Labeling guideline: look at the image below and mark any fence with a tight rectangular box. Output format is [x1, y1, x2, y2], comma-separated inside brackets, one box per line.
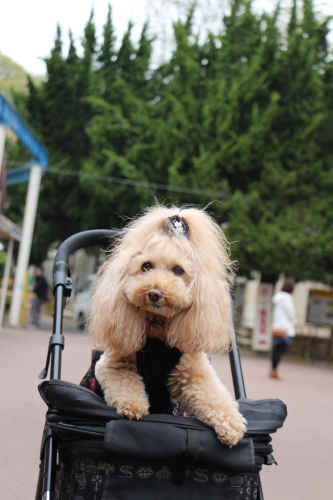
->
[286, 335, 333, 363]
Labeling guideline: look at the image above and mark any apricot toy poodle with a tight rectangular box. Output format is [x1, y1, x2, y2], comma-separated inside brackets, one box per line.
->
[89, 205, 247, 448]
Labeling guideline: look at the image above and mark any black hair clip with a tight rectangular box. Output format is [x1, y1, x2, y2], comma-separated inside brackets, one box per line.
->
[165, 215, 189, 238]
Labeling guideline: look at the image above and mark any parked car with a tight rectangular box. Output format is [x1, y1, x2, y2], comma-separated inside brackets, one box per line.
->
[72, 274, 97, 330]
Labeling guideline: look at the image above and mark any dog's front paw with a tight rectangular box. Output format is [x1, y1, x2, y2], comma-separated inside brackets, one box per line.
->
[116, 400, 149, 420]
[216, 413, 247, 448]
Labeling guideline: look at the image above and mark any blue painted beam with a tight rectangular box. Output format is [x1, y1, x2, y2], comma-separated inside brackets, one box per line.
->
[0, 93, 48, 167]
[6, 165, 47, 186]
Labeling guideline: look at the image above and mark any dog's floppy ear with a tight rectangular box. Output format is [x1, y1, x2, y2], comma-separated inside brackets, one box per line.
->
[166, 207, 235, 353]
[88, 247, 145, 356]
[168, 268, 234, 353]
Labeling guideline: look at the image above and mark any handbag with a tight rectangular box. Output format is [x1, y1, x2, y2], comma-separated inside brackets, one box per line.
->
[271, 327, 287, 339]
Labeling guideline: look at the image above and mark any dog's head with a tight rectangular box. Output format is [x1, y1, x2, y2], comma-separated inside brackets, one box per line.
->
[89, 206, 234, 355]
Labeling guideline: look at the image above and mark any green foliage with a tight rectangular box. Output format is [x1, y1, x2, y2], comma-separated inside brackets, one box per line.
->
[4, 0, 333, 283]
[222, 0, 333, 283]
[0, 250, 7, 278]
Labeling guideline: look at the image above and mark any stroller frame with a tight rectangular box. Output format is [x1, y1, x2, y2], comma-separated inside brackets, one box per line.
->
[35, 229, 264, 500]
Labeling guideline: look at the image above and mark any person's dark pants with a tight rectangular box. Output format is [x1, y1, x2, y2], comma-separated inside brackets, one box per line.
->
[31, 297, 43, 326]
[271, 342, 287, 370]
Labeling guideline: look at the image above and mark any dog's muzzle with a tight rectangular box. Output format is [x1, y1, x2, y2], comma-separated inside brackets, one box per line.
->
[148, 288, 163, 304]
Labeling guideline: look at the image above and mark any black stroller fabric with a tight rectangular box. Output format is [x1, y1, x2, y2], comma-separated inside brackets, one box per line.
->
[39, 380, 287, 500]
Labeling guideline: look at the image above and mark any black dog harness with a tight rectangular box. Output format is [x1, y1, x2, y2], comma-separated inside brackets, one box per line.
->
[136, 338, 182, 414]
[81, 339, 182, 415]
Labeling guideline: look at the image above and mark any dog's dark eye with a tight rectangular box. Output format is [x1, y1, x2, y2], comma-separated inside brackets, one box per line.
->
[142, 262, 153, 272]
[172, 266, 184, 276]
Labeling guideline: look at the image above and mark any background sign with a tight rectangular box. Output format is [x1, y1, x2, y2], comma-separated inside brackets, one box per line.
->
[253, 283, 273, 351]
[307, 289, 333, 327]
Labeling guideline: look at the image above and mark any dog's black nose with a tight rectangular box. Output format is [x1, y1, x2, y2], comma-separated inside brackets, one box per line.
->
[148, 289, 163, 303]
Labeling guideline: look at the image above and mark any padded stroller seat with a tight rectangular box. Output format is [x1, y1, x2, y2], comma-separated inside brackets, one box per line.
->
[39, 380, 287, 500]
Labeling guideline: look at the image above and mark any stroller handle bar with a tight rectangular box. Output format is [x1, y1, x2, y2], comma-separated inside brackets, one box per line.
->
[39, 230, 119, 381]
[54, 229, 119, 268]
[53, 229, 119, 299]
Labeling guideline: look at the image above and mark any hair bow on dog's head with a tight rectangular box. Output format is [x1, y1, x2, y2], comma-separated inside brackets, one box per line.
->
[165, 215, 189, 238]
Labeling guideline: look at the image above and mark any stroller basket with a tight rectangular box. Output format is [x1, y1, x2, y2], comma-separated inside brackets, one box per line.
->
[35, 230, 287, 500]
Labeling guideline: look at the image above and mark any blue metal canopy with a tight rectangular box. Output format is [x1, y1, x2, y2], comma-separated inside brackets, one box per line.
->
[0, 93, 48, 168]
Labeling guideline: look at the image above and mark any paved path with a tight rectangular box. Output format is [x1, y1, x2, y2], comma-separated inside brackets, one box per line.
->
[0, 318, 332, 499]
[211, 352, 333, 500]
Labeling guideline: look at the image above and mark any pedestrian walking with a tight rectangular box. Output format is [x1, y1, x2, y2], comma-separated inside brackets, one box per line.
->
[270, 278, 296, 380]
[28, 266, 49, 328]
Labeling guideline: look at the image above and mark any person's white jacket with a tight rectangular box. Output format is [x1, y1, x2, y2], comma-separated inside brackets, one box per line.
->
[272, 291, 296, 337]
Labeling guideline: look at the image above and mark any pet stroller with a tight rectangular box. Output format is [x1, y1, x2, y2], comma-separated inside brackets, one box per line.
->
[35, 229, 287, 500]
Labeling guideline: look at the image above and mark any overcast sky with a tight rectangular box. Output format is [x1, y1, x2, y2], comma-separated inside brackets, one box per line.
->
[0, 0, 332, 75]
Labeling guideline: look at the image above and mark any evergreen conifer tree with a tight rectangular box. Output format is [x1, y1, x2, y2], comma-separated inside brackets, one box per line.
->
[4, 1, 333, 282]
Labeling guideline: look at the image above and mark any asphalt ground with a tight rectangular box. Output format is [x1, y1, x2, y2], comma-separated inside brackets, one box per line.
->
[0, 315, 332, 499]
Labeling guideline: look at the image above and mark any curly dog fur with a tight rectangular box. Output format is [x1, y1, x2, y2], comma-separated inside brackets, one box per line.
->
[89, 205, 247, 447]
